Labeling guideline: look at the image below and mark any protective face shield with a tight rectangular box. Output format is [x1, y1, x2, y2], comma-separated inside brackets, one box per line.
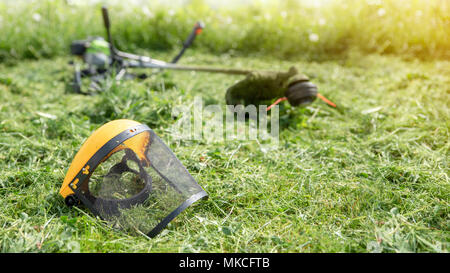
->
[59, 119, 208, 237]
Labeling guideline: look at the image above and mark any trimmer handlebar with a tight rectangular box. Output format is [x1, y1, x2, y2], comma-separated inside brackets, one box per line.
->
[184, 21, 204, 48]
[101, 6, 118, 62]
[101, 6, 110, 29]
[171, 21, 205, 63]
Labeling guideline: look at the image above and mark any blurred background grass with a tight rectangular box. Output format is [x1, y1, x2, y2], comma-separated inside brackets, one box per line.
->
[0, 0, 449, 63]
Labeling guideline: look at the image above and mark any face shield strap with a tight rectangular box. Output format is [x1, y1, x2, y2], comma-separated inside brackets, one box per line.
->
[70, 124, 151, 216]
[83, 150, 152, 216]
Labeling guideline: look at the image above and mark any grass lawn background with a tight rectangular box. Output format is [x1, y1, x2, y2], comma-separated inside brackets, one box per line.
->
[0, 0, 449, 252]
[1, 51, 448, 252]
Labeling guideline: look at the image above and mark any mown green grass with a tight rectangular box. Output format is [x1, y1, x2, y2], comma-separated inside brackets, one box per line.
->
[1, 0, 449, 63]
[0, 50, 448, 252]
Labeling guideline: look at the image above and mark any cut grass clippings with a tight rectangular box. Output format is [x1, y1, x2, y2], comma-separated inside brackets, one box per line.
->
[0, 50, 448, 252]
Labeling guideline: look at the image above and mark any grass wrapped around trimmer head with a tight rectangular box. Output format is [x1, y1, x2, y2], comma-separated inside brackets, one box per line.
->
[225, 66, 312, 107]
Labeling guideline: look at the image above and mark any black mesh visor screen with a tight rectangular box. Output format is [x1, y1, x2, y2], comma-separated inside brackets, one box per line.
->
[78, 130, 207, 237]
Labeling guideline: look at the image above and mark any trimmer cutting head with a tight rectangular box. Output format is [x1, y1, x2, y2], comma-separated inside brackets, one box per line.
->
[60, 119, 208, 237]
[285, 81, 318, 107]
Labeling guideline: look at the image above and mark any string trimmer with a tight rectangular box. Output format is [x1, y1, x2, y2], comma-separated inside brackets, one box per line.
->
[69, 6, 336, 109]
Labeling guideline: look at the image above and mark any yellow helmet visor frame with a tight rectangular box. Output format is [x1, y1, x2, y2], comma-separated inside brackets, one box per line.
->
[60, 120, 207, 238]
